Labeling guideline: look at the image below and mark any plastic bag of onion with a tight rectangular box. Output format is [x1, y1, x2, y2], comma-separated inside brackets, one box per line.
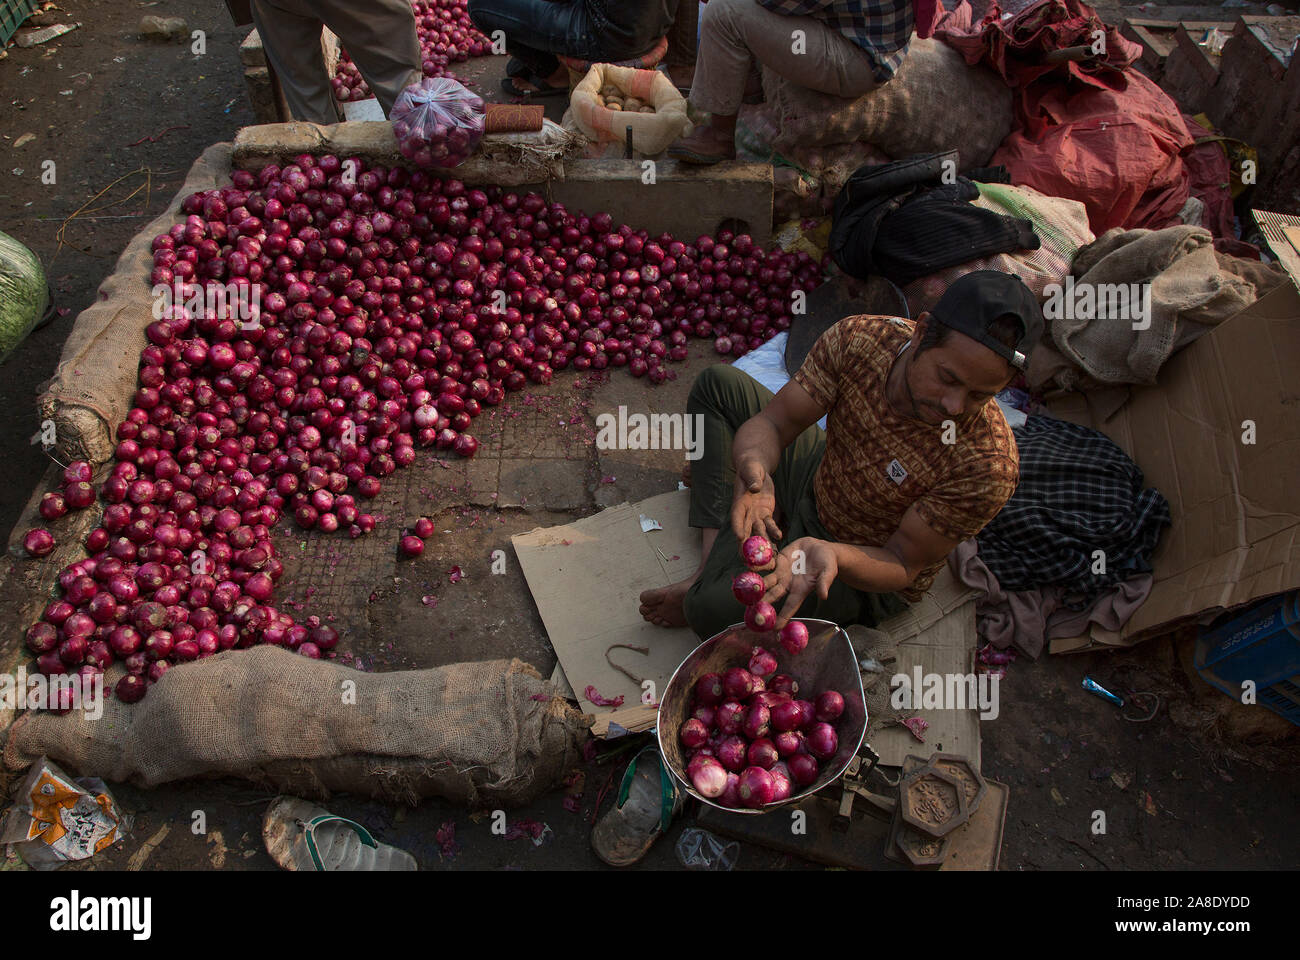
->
[5, 649, 589, 807]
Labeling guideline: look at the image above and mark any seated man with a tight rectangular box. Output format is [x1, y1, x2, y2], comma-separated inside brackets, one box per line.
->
[669, 0, 914, 163]
[468, 0, 680, 97]
[639, 271, 1041, 640]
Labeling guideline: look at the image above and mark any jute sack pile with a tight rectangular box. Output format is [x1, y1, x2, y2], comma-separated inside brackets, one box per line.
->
[4, 648, 590, 807]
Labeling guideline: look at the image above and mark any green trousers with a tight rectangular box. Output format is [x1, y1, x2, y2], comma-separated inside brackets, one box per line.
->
[681, 365, 909, 641]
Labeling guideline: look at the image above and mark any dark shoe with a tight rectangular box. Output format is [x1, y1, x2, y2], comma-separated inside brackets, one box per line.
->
[667, 128, 737, 165]
[500, 74, 568, 99]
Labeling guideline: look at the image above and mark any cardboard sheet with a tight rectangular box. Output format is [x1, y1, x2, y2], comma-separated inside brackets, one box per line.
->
[1046, 281, 1300, 649]
[870, 589, 983, 768]
[513, 490, 702, 722]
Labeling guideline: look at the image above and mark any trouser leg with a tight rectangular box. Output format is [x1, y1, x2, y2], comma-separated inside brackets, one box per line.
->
[250, 0, 337, 124]
[317, 0, 423, 117]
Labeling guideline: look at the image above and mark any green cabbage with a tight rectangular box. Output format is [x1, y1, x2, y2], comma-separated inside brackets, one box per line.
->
[0, 229, 49, 364]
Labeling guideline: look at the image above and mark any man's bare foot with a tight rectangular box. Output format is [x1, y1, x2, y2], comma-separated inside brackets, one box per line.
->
[639, 574, 698, 628]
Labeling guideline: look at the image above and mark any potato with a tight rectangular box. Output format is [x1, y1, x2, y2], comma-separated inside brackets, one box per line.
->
[623, 98, 642, 111]
[639, 105, 655, 113]
[600, 83, 620, 98]
[606, 101, 623, 111]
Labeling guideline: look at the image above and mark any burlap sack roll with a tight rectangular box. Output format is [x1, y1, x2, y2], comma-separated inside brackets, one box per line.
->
[4, 648, 590, 807]
[37, 143, 237, 467]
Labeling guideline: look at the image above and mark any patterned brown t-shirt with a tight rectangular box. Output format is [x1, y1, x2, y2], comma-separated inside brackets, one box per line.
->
[793, 315, 1019, 601]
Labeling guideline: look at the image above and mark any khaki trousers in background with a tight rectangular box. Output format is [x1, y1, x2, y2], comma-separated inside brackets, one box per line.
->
[251, 0, 422, 122]
[689, 0, 877, 117]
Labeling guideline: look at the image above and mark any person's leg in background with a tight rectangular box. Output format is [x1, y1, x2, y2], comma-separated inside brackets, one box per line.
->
[669, 0, 877, 163]
[250, 0, 338, 124]
[317, 0, 423, 118]
[468, 0, 597, 92]
[665, 0, 700, 90]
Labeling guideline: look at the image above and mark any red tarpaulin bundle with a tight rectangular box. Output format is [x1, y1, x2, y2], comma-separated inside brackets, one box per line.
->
[934, 0, 1198, 235]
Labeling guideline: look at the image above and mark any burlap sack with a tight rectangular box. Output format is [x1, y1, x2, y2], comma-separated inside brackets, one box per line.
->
[4, 648, 590, 808]
[1047, 225, 1257, 388]
[568, 64, 690, 156]
[763, 37, 1013, 168]
[37, 143, 236, 468]
[903, 183, 1095, 314]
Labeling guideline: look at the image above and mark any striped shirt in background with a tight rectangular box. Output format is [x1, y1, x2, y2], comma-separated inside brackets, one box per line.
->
[757, 0, 915, 83]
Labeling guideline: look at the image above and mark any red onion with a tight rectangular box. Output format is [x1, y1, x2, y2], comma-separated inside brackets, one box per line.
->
[741, 536, 774, 569]
[770, 699, 806, 733]
[115, 674, 148, 703]
[744, 601, 777, 633]
[716, 735, 748, 773]
[788, 752, 819, 786]
[769, 761, 793, 801]
[63, 460, 92, 484]
[793, 700, 817, 729]
[766, 676, 796, 699]
[722, 667, 755, 700]
[691, 704, 716, 728]
[23, 528, 55, 557]
[688, 755, 728, 798]
[737, 766, 775, 808]
[747, 646, 778, 678]
[694, 672, 724, 707]
[746, 738, 779, 770]
[719, 771, 742, 807]
[779, 620, 809, 655]
[26, 622, 59, 654]
[399, 534, 424, 558]
[807, 722, 838, 760]
[65, 481, 96, 510]
[815, 690, 845, 723]
[715, 700, 745, 735]
[742, 703, 771, 741]
[679, 717, 709, 748]
[731, 571, 765, 605]
[39, 492, 68, 521]
[773, 730, 804, 758]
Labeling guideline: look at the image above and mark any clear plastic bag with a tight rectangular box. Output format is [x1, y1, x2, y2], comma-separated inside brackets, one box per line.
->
[675, 827, 739, 871]
[391, 77, 486, 169]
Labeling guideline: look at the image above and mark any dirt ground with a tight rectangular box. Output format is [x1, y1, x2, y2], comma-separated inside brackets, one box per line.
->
[0, 0, 1297, 873]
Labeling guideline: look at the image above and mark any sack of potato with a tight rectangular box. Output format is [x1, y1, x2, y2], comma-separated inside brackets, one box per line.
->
[568, 64, 690, 156]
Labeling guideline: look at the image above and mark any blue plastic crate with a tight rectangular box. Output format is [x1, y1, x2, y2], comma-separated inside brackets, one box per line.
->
[1, 0, 39, 47]
[1195, 591, 1300, 726]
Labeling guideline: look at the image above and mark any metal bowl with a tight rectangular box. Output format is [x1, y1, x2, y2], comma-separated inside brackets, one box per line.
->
[657, 618, 866, 814]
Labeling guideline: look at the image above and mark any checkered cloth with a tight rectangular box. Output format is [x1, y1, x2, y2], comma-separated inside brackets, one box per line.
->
[757, 0, 914, 82]
[974, 415, 1171, 597]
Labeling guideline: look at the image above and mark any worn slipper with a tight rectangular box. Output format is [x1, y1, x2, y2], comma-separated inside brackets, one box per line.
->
[591, 745, 683, 867]
[500, 74, 568, 99]
[505, 57, 531, 80]
[263, 797, 417, 871]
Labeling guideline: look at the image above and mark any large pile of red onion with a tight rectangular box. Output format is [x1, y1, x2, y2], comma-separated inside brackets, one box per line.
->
[22, 153, 822, 707]
[332, 0, 491, 104]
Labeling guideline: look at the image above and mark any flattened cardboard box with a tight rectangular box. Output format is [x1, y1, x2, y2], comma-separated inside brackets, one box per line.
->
[1046, 281, 1300, 649]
